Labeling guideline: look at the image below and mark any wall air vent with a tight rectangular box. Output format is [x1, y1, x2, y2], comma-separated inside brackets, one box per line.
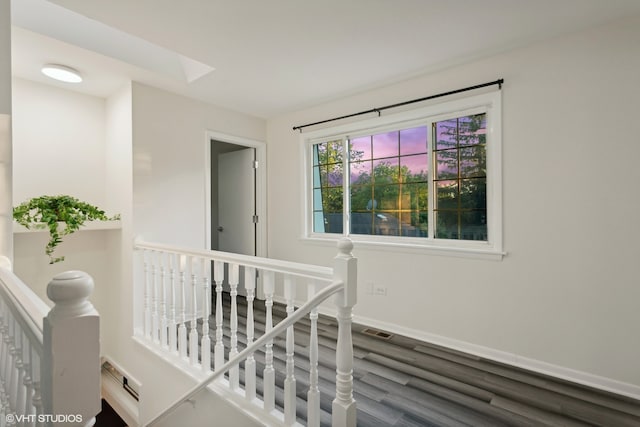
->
[362, 328, 393, 340]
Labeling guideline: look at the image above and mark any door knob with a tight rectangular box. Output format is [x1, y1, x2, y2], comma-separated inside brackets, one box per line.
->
[217, 226, 224, 232]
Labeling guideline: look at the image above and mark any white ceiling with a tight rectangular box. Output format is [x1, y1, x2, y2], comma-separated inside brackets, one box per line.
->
[10, 0, 640, 118]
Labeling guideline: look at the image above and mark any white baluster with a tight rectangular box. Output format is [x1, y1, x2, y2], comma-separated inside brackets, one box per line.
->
[169, 253, 178, 354]
[143, 249, 152, 339]
[3, 318, 13, 407]
[189, 257, 199, 367]
[244, 267, 256, 402]
[201, 259, 211, 372]
[213, 261, 225, 371]
[14, 331, 26, 419]
[31, 351, 42, 427]
[307, 281, 320, 427]
[0, 304, 7, 393]
[262, 270, 275, 412]
[160, 252, 168, 349]
[151, 251, 160, 344]
[332, 239, 357, 427]
[22, 340, 35, 425]
[0, 303, 8, 417]
[228, 263, 239, 390]
[8, 317, 18, 411]
[284, 275, 296, 425]
[178, 255, 188, 359]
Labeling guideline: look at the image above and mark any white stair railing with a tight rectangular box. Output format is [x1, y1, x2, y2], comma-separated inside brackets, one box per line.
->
[134, 238, 357, 427]
[0, 257, 101, 427]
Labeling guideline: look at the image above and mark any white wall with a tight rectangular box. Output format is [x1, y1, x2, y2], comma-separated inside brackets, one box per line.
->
[266, 15, 640, 394]
[131, 82, 265, 247]
[103, 83, 133, 359]
[0, 1, 12, 261]
[12, 78, 107, 207]
[106, 82, 266, 423]
[11, 78, 120, 359]
[0, 1, 10, 115]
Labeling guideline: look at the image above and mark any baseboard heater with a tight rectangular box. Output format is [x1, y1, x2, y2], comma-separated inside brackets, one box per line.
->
[101, 357, 141, 426]
[102, 360, 140, 401]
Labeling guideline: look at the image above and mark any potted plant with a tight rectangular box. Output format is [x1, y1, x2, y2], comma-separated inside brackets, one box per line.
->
[13, 195, 120, 264]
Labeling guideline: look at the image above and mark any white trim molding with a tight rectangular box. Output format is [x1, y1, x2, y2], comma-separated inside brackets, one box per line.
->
[204, 130, 267, 258]
[350, 311, 640, 401]
[299, 91, 503, 260]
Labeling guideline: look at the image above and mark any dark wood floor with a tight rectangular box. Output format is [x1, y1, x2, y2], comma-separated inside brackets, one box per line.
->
[205, 295, 640, 427]
[95, 399, 127, 427]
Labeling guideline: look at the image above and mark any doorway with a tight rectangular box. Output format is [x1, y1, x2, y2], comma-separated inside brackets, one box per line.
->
[206, 132, 267, 294]
[211, 141, 256, 255]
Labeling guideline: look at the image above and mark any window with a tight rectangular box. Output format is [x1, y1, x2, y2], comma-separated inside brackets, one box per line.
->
[305, 91, 502, 257]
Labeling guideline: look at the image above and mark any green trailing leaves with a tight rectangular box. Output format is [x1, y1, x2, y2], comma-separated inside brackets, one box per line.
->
[13, 195, 120, 264]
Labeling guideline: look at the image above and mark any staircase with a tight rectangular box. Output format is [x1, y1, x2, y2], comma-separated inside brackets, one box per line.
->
[211, 295, 640, 427]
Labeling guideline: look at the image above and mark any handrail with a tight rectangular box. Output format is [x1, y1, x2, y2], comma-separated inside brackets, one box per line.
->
[145, 279, 345, 426]
[135, 239, 334, 282]
[0, 258, 49, 340]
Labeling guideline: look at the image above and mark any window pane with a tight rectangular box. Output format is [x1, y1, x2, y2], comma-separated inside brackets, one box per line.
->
[374, 184, 399, 210]
[323, 212, 343, 234]
[321, 187, 343, 212]
[402, 183, 428, 210]
[313, 166, 321, 187]
[435, 210, 458, 239]
[350, 212, 374, 235]
[315, 139, 343, 166]
[319, 165, 328, 186]
[327, 162, 343, 186]
[400, 127, 428, 155]
[400, 211, 428, 237]
[313, 211, 325, 233]
[316, 142, 328, 164]
[350, 160, 371, 185]
[460, 178, 486, 210]
[328, 140, 342, 159]
[350, 136, 371, 161]
[350, 184, 373, 212]
[460, 211, 487, 241]
[400, 154, 428, 182]
[460, 146, 485, 178]
[458, 114, 486, 146]
[374, 212, 400, 236]
[373, 158, 399, 184]
[435, 150, 458, 179]
[372, 131, 398, 159]
[313, 188, 323, 211]
[435, 119, 458, 150]
[436, 180, 458, 209]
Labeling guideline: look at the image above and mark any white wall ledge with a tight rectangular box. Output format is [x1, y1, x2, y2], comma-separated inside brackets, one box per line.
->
[13, 220, 121, 233]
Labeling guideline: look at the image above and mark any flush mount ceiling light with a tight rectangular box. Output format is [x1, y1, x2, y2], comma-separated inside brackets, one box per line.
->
[41, 64, 83, 83]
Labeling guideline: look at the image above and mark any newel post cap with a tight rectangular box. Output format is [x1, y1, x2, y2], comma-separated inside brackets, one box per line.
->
[47, 270, 96, 318]
[337, 238, 354, 257]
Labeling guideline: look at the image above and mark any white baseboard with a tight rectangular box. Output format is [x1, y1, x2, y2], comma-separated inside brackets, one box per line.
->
[307, 303, 640, 401]
[134, 293, 640, 406]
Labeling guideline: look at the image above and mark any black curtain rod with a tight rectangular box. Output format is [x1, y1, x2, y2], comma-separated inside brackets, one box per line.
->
[292, 78, 504, 132]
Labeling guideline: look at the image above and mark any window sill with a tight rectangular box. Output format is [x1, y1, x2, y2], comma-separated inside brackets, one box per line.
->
[301, 234, 505, 260]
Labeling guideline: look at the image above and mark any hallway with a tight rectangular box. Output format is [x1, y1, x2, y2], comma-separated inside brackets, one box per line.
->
[205, 294, 640, 426]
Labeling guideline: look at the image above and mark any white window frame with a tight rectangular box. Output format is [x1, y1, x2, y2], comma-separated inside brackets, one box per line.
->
[300, 91, 503, 260]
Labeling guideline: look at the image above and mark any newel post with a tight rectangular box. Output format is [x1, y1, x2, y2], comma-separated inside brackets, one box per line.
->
[332, 238, 357, 427]
[42, 271, 100, 427]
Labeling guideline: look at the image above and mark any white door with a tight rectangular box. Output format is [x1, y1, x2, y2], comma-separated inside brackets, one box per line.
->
[218, 148, 256, 256]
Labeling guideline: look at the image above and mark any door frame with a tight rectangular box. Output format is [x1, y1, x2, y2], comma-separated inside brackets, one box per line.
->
[205, 130, 267, 258]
